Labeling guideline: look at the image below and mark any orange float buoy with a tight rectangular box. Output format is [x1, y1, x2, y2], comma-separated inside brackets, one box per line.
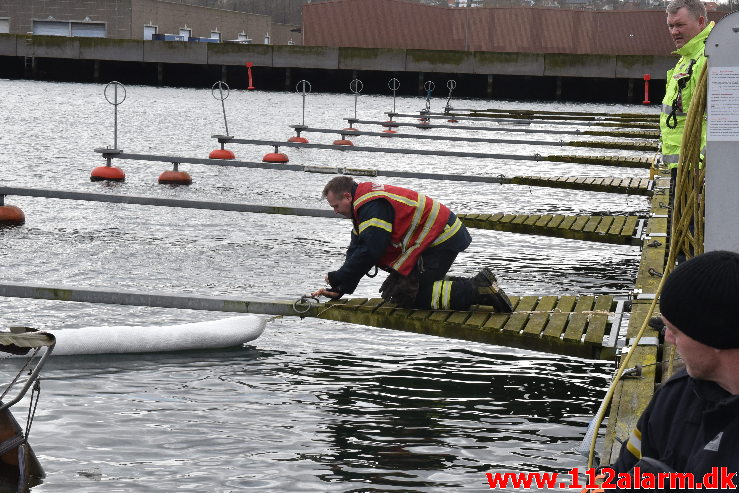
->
[90, 166, 125, 182]
[263, 152, 289, 163]
[209, 148, 235, 160]
[333, 139, 354, 146]
[342, 127, 359, 133]
[381, 129, 397, 135]
[159, 170, 192, 185]
[288, 136, 309, 143]
[0, 205, 25, 227]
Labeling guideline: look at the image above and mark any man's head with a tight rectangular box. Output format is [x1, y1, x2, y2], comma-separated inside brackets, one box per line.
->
[660, 251, 739, 384]
[322, 176, 357, 218]
[666, 0, 707, 49]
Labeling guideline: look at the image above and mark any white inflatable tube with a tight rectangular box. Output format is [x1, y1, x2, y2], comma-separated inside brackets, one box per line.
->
[40, 315, 266, 356]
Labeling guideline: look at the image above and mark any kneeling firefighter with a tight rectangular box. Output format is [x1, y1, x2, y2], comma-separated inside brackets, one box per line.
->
[311, 176, 513, 312]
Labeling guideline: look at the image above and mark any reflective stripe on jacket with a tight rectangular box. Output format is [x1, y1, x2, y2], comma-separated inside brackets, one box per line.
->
[660, 22, 714, 168]
[353, 182, 450, 276]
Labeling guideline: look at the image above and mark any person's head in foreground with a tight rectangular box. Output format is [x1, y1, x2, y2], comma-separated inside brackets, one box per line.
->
[660, 250, 739, 394]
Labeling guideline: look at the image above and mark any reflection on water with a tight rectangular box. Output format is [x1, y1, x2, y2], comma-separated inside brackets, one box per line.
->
[0, 79, 651, 491]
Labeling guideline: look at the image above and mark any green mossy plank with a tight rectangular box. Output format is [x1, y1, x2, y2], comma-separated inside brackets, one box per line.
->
[548, 215, 565, 228]
[621, 215, 639, 236]
[582, 215, 601, 233]
[562, 296, 595, 341]
[570, 215, 590, 232]
[464, 310, 491, 328]
[536, 214, 554, 227]
[596, 216, 615, 234]
[523, 296, 559, 336]
[608, 216, 627, 235]
[558, 216, 577, 230]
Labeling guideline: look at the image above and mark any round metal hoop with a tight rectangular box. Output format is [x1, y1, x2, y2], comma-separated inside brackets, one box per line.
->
[211, 81, 231, 101]
[388, 78, 400, 91]
[349, 78, 364, 94]
[447, 80, 457, 91]
[293, 295, 319, 314]
[424, 81, 436, 92]
[296, 80, 312, 96]
[104, 81, 127, 106]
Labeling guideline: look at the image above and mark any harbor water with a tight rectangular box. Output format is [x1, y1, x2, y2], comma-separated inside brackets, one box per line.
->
[0, 79, 655, 492]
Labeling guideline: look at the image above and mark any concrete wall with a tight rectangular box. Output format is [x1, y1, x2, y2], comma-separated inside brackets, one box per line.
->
[0, 33, 675, 80]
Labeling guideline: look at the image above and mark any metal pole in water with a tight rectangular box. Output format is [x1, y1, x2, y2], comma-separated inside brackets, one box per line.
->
[388, 78, 400, 114]
[212, 81, 231, 137]
[350, 78, 363, 120]
[104, 81, 126, 150]
[423, 81, 435, 114]
[445, 79, 456, 113]
[297, 80, 311, 126]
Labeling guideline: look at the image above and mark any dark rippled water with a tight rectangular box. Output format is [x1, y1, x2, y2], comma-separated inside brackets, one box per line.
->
[0, 79, 655, 491]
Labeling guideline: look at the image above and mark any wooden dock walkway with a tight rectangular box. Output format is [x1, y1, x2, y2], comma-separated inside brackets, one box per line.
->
[215, 137, 653, 169]
[600, 169, 672, 464]
[0, 282, 624, 360]
[387, 113, 659, 130]
[345, 119, 660, 139]
[458, 213, 644, 245]
[431, 108, 660, 122]
[0, 186, 647, 245]
[288, 126, 658, 152]
[92, 150, 653, 195]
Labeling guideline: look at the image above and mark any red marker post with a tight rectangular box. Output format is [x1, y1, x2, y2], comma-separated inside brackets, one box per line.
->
[246, 62, 256, 90]
[642, 74, 651, 105]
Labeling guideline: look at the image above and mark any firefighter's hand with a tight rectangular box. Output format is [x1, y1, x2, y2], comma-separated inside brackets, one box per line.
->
[311, 288, 342, 299]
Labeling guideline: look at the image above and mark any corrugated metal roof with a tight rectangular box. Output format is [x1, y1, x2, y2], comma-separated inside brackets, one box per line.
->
[303, 0, 727, 55]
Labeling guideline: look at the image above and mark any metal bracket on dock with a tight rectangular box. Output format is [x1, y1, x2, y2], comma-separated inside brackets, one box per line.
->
[603, 299, 628, 349]
[633, 218, 647, 242]
[212, 134, 233, 144]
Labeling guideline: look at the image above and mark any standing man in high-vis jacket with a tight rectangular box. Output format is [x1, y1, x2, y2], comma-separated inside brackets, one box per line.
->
[661, 0, 714, 169]
[311, 176, 513, 313]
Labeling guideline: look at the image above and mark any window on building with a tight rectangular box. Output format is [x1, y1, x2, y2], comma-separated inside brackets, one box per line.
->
[0, 18, 9, 34]
[210, 30, 221, 42]
[179, 27, 191, 40]
[32, 20, 71, 36]
[71, 22, 106, 38]
[144, 25, 157, 40]
[263, 32, 270, 45]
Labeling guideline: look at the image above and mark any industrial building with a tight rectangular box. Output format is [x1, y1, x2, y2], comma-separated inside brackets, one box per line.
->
[0, 0, 301, 45]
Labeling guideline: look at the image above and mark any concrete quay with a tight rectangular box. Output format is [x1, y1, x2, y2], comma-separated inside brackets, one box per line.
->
[0, 34, 674, 101]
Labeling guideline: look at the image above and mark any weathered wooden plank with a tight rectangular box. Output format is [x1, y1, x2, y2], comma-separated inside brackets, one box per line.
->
[562, 296, 595, 341]
[535, 214, 554, 227]
[558, 216, 577, 230]
[547, 215, 565, 228]
[608, 215, 627, 235]
[464, 310, 491, 328]
[621, 215, 639, 237]
[522, 296, 559, 336]
[542, 295, 577, 338]
[582, 215, 601, 233]
[503, 296, 539, 332]
[596, 216, 615, 235]
[524, 215, 541, 226]
[570, 215, 590, 232]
